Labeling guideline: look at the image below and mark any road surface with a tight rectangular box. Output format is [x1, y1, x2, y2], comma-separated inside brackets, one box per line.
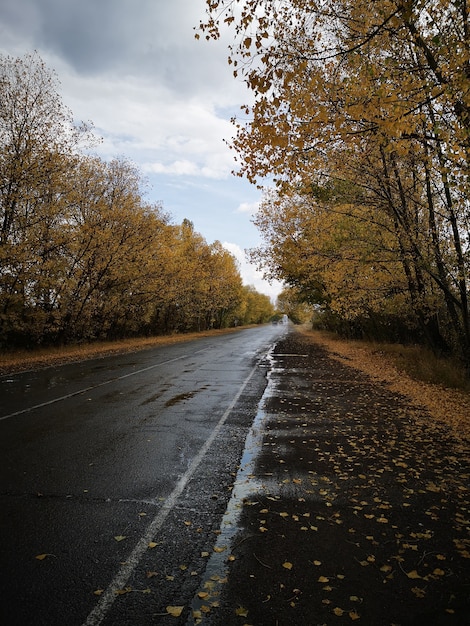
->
[0, 324, 287, 626]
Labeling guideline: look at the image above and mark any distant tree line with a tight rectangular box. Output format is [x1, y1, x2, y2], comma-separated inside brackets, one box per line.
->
[0, 53, 274, 348]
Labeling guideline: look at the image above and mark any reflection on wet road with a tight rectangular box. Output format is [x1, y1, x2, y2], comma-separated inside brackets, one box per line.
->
[187, 348, 275, 622]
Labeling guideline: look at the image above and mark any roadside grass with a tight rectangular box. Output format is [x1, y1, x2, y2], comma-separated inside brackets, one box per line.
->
[303, 328, 470, 436]
[371, 342, 470, 393]
[305, 325, 470, 393]
[0, 327, 248, 375]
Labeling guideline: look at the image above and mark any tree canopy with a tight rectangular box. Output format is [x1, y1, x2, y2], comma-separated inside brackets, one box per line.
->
[200, 0, 470, 364]
[0, 52, 274, 347]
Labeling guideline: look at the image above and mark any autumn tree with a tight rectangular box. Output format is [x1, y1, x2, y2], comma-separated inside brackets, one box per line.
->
[235, 285, 274, 325]
[54, 157, 172, 341]
[200, 0, 470, 362]
[0, 53, 178, 346]
[276, 287, 314, 325]
[0, 52, 269, 347]
[252, 186, 429, 341]
[200, 240, 245, 329]
[150, 220, 245, 333]
[0, 52, 94, 344]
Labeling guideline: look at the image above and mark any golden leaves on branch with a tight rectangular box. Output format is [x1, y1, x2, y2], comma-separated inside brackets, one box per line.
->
[208, 0, 470, 361]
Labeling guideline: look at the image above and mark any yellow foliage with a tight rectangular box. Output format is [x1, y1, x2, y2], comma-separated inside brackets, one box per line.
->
[202, 0, 470, 359]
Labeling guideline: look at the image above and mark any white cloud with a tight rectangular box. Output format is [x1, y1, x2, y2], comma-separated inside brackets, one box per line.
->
[236, 201, 260, 215]
[49, 65, 240, 182]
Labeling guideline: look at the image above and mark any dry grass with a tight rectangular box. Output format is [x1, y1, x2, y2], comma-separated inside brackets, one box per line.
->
[0, 327, 246, 375]
[302, 328, 470, 439]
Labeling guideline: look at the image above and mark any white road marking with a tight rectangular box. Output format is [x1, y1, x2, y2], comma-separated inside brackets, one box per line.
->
[81, 361, 260, 626]
[0, 351, 206, 422]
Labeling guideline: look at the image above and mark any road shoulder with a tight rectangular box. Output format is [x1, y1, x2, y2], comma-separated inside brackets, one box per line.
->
[203, 329, 470, 625]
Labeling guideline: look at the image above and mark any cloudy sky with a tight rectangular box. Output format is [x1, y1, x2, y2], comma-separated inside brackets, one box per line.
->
[0, 0, 282, 300]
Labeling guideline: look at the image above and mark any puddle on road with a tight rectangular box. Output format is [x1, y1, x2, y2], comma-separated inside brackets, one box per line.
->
[165, 391, 198, 407]
[186, 351, 281, 624]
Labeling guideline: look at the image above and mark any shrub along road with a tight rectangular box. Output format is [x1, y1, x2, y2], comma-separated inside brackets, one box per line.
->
[198, 330, 470, 625]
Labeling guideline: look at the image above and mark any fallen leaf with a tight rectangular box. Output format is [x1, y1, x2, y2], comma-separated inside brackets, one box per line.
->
[148, 542, 157, 549]
[407, 570, 421, 579]
[114, 535, 126, 542]
[93, 589, 104, 596]
[318, 576, 329, 583]
[115, 587, 132, 595]
[411, 587, 426, 598]
[166, 606, 184, 617]
[283, 561, 293, 570]
[333, 607, 344, 616]
[349, 610, 360, 620]
[235, 606, 248, 617]
[35, 554, 48, 561]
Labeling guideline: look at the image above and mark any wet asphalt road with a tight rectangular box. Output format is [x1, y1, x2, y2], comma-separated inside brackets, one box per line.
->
[0, 324, 288, 626]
